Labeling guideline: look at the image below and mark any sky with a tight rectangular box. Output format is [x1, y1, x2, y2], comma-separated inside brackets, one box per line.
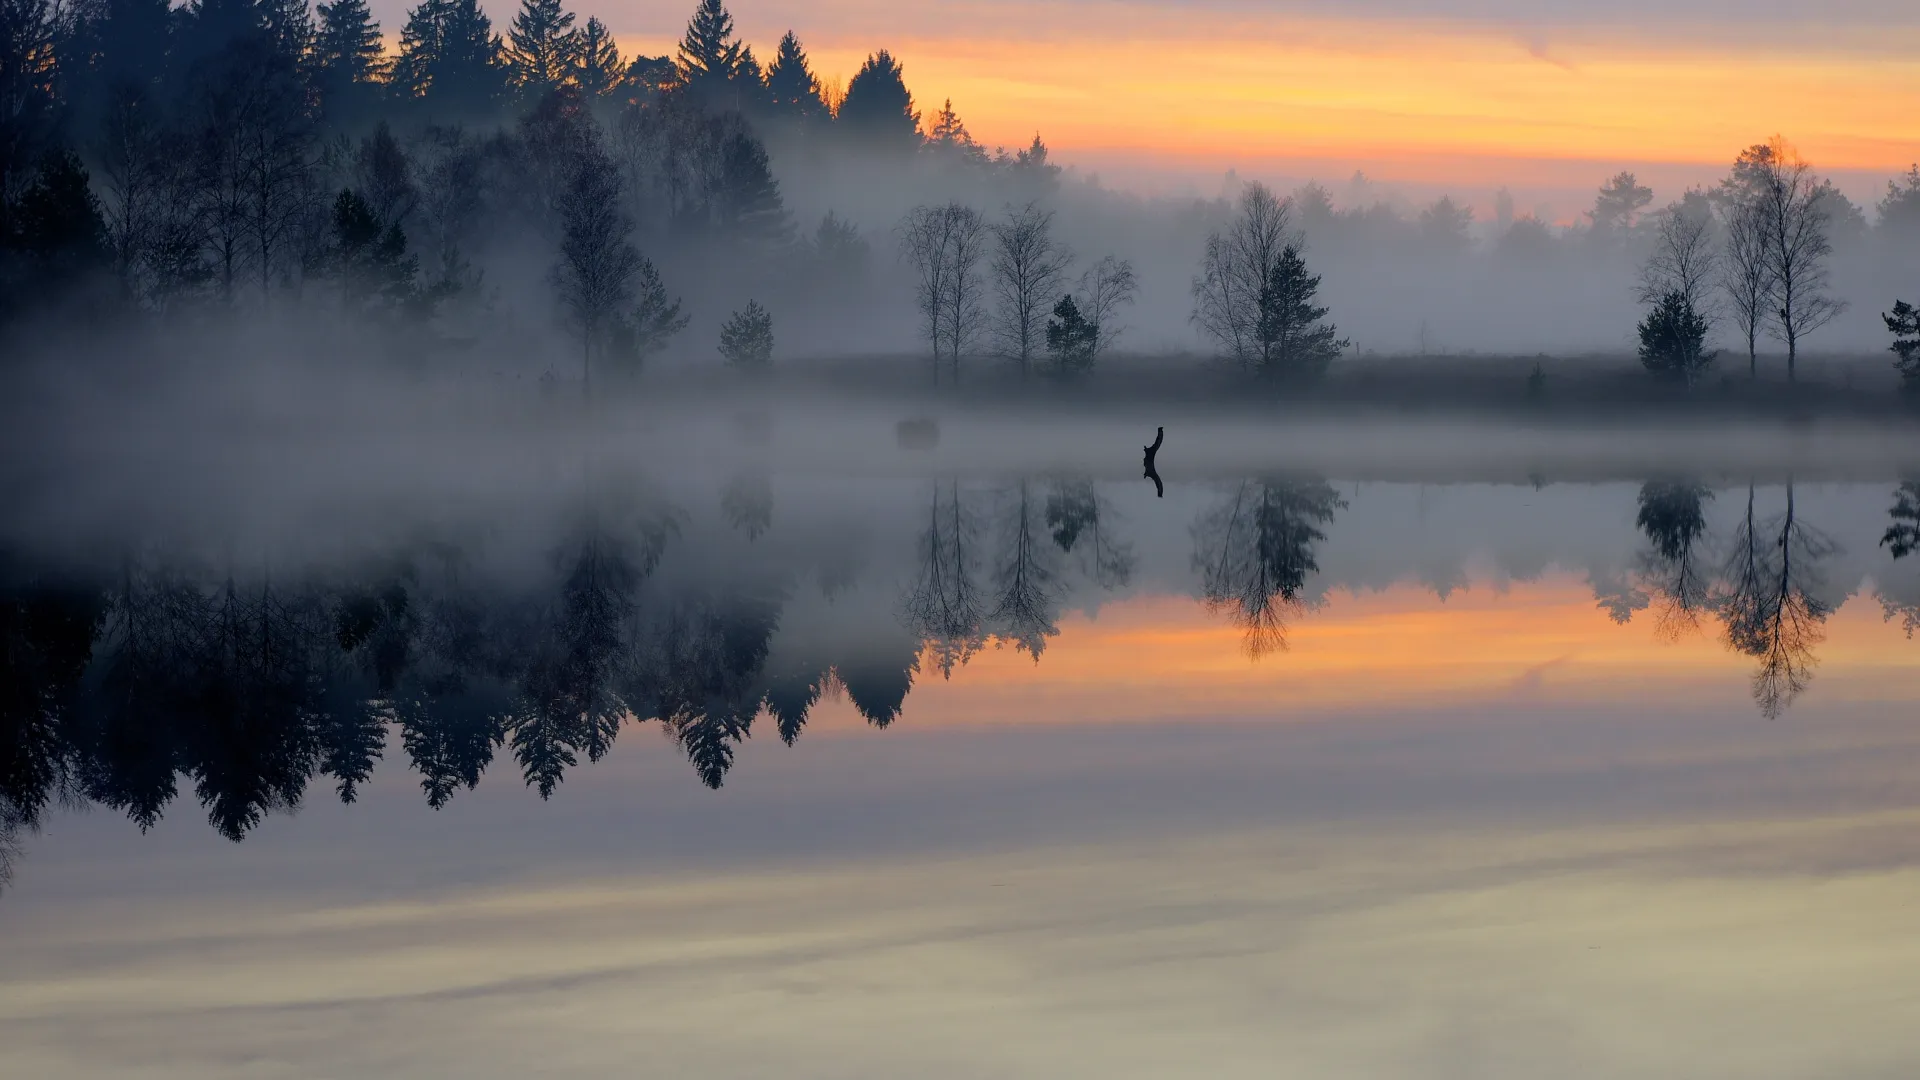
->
[513, 0, 1920, 208]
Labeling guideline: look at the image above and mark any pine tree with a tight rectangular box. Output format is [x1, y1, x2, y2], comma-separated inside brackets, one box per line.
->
[763, 31, 822, 120]
[1044, 294, 1097, 374]
[312, 0, 385, 122]
[1884, 300, 1920, 389]
[313, 0, 385, 83]
[261, 0, 313, 65]
[1638, 289, 1713, 384]
[572, 17, 621, 98]
[717, 299, 773, 367]
[504, 0, 576, 99]
[838, 50, 918, 147]
[675, 0, 741, 90]
[1253, 244, 1347, 379]
[392, 0, 504, 113]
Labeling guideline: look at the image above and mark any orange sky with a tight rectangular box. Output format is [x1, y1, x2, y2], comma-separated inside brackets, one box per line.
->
[801, 578, 1920, 732]
[589, 0, 1920, 199]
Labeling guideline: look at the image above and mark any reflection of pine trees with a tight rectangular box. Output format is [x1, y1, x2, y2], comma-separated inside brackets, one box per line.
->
[1045, 479, 1134, 589]
[1192, 479, 1346, 657]
[1634, 481, 1714, 638]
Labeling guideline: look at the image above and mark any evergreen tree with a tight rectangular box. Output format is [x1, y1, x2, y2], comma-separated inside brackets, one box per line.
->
[1637, 289, 1713, 383]
[0, 0, 62, 218]
[838, 50, 918, 148]
[504, 0, 576, 100]
[717, 298, 772, 367]
[179, 0, 265, 68]
[675, 0, 741, 91]
[1886, 300, 1920, 390]
[261, 0, 313, 65]
[392, 0, 504, 114]
[311, 0, 385, 120]
[926, 98, 985, 165]
[763, 30, 822, 120]
[608, 257, 687, 370]
[571, 16, 620, 99]
[1044, 294, 1097, 374]
[327, 187, 418, 312]
[1253, 244, 1347, 379]
[7, 149, 108, 305]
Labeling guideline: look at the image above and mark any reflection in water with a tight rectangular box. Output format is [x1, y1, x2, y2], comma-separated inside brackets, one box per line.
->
[1635, 481, 1715, 638]
[1192, 478, 1346, 657]
[2, 474, 1915, 888]
[1717, 485, 1837, 719]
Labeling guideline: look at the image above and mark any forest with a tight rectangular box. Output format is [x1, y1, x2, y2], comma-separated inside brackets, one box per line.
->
[2, 0, 1919, 394]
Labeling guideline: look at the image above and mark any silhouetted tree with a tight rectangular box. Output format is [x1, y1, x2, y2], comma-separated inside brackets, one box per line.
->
[326, 187, 418, 312]
[1078, 255, 1136, 361]
[838, 50, 918, 149]
[551, 143, 639, 390]
[1885, 299, 1920, 390]
[900, 201, 985, 381]
[1587, 170, 1652, 248]
[1637, 290, 1713, 383]
[1638, 191, 1717, 313]
[1044, 293, 1096, 374]
[1720, 195, 1770, 378]
[1252, 244, 1346, 380]
[312, 0, 386, 122]
[675, 0, 748, 102]
[763, 30, 824, 122]
[0, 0, 62, 227]
[391, 0, 505, 116]
[989, 201, 1071, 374]
[570, 16, 619, 99]
[1192, 182, 1297, 370]
[1747, 137, 1845, 380]
[504, 0, 576, 101]
[717, 298, 772, 367]
[607, 257, 687, 371]
[8, 149, 110, 302]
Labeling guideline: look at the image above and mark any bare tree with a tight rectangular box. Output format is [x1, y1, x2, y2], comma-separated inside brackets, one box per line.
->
[943, 205, 987, 376]
[552, 146, 640, 393]
[987, 480, 1061, 658]
[1720, 198, 1770, 378]
[1715, 484, 1836, 718]
[901, 481, 985, 676]
[900, 204, 954, 380]
[1079, 255, 1137, 361]
[1192, 478, 1344, 657]
[988, 202, 1072, 376]
[1192, 182, 1297, 369]
[1638, 194, 1717, 314]
[898, 202, 985, 383]
[1755, 140, 1846, 380]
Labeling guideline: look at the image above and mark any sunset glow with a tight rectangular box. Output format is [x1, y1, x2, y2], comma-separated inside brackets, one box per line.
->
[587, 0, 1920, 193]
[803, 578, 1920, 732]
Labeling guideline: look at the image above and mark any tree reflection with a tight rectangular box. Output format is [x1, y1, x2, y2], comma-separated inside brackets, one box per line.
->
[1877, 480, 1920, 637]
[1192, 478, 1345, 657]
[1046, 478, 1135, 589]
[1714, 484, 1837, 719]
[988, 480, 1062, 659]
[901, 481, 985, 676]
[1634, 480, 1715, 638]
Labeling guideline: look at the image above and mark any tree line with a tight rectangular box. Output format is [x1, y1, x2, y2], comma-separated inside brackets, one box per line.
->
[2, 0, 1918, 386]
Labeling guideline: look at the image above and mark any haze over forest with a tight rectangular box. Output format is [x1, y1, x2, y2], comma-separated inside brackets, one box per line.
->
[2, 0, 1918, 378]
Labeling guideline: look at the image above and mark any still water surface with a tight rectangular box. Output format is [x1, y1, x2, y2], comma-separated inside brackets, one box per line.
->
[4, 455, 1920, 1076]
